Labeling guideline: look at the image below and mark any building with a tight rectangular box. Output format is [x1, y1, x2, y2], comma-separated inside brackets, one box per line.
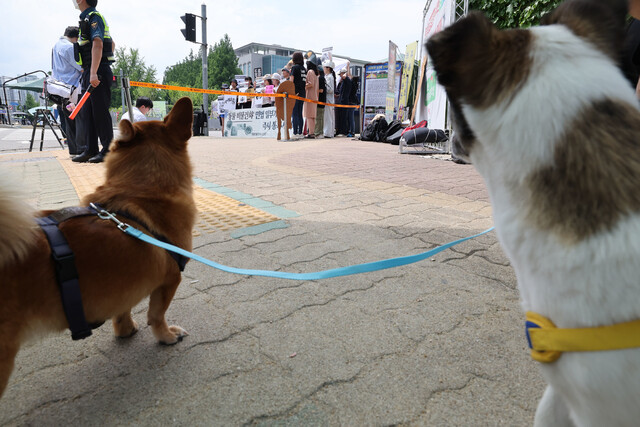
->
[234, 42, 369, 80]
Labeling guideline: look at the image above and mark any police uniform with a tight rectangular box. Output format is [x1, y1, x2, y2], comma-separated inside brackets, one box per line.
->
[73, 6, 115, 162]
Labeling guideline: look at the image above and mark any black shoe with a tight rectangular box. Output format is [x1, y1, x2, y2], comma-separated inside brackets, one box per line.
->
[88, 153, 105, 163]
[72, 152, 95, 163]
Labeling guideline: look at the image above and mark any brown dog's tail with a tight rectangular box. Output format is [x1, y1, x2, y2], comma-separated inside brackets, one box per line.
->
[0, 172, 37, 268]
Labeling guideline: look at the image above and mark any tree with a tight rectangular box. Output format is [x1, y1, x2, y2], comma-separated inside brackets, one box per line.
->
[111, 47, 160, 109]
[164, 49, 202, 87]
[163, 35, 241, 105]
[163, 50, 205, 106]
[24, 93, 38, 110]
[163, 81, 203, 107]
[469, 0, 562, 28]
[208, 34, 242, 91]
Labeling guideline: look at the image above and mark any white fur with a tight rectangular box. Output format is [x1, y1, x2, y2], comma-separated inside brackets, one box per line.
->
[462, 25, 640, 426]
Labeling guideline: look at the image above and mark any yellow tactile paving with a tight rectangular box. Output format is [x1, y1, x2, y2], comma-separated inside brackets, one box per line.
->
[53, 151, 280, 236]
[192, 187, 280, 236]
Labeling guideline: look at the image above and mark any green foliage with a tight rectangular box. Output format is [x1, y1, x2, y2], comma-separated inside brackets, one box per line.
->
[163, 81, 203, 107]
[163, 34, 241, 104]
[469, 0, 563, 28]
[163, 49, 205, 106]
[164, 49, 203, 88]
[24, 93, 38, 110]
[207, 34, 242, 92]
[111, 47, 160, 108]
[109, 34, 242, 108]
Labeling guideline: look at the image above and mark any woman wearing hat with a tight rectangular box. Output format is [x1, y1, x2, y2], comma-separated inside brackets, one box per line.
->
[322, 60, 336, 138]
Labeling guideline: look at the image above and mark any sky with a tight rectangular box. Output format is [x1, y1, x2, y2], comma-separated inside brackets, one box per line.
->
[0, 0, 428, 80]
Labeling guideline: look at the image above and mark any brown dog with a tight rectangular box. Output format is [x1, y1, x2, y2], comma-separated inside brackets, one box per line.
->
[0, 97, 197, 398]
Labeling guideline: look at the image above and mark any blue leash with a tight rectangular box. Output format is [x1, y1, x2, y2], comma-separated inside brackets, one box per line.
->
[91, 204, 494, 281]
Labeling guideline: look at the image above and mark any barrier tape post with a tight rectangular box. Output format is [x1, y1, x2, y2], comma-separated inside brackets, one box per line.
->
[283, 93, 289, 141]
[122, 76, 134, 122]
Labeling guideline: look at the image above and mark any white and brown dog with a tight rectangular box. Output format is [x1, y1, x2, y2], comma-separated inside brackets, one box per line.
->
[427, 0, 640, 425]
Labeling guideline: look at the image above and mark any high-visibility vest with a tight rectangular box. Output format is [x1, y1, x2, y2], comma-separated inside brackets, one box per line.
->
[75, 10, 114, 67]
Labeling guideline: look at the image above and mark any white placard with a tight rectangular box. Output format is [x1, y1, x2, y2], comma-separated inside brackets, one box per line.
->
[224, 107, 279, 138]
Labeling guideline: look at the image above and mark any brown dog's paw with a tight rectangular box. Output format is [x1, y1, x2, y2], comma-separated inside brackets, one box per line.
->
[113, 315, 139, 338]
[158, 325, 189, 346]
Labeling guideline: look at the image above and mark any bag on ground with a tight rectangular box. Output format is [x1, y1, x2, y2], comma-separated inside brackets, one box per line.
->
[400, 127, 448, 145]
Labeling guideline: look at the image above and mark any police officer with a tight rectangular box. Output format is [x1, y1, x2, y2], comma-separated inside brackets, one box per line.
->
[72, 0, 115, 163]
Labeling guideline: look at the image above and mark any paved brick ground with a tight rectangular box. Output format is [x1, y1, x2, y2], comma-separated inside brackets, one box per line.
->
[0, 135, 545, 426]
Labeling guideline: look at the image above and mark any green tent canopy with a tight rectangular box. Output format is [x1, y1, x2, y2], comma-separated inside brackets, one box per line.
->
[4, 77, 45, 93]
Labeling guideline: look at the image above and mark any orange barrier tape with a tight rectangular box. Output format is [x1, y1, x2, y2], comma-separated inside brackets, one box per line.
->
[288, 94, 359, 109]
[129, 80, 360, 109]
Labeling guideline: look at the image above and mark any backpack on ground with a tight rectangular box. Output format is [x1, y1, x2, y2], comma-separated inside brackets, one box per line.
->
[383, 120, 404, 145]
[361, 117, 388, 142]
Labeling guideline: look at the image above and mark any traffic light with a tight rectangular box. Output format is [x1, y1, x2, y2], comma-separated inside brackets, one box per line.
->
[181, 13, 196, 42]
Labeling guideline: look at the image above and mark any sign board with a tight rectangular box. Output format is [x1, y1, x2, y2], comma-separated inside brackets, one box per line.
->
[416, 0, 454, 129]
[363, 62, 402, 128]
[398, 41, 418, 121]
[386, 41, 398, 122]
[219, 94, 237, 114]
[253, 67, 262, 79]
[322, 47, 333, 64]
[224, 107, 278, 138]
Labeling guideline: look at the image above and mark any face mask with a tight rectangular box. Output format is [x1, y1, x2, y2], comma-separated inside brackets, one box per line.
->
[72, 0, 80, 10]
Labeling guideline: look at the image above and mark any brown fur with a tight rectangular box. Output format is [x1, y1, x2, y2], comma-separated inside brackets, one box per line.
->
[528, 98, 640, 242]
[275, 80, 296, 141]
[0, 97, 197, 399]
[426, 12, 533, 156]
[426, 12, 533, 111]
[541, 0, 628, 66]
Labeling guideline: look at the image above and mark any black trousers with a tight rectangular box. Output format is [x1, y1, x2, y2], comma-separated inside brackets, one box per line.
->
[61, 102, 85, 155]
[337, 107, 349, 135]
[78, 63, 113, 156]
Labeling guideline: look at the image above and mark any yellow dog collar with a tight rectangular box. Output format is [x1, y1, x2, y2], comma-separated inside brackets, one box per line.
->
[525, 312, 640, 363]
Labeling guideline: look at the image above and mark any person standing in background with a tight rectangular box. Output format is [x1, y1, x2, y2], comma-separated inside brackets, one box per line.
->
[347, 73, 359, 138]
[314, 66, 326, 137]
[239, 77, 254, 109]
[290, 52, 307, 138]
[323, 60, 336, 138]
[72, 0, 115, 164]
[303, 61, 319, 139]
[51, 26, 83, 156]
[336, 68, 351, 137]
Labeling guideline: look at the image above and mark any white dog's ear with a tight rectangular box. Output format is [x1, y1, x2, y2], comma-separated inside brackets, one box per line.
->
[427, 12, 532, 109]
[541, 0, 628, 63]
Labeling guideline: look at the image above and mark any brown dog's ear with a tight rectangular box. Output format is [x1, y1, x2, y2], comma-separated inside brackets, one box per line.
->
[541, 0, 628, 63]
[164, 97, 194, 142]
[116, 118, 136, 147]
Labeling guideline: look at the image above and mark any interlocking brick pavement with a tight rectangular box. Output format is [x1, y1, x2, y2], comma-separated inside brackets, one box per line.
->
[0, 136, 544, 426]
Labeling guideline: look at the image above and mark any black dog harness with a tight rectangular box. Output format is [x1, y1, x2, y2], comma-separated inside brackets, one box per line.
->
[37, 204, 188, 340]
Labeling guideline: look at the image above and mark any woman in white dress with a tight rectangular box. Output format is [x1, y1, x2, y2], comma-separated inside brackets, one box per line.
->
[323, 60, 336, 138]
